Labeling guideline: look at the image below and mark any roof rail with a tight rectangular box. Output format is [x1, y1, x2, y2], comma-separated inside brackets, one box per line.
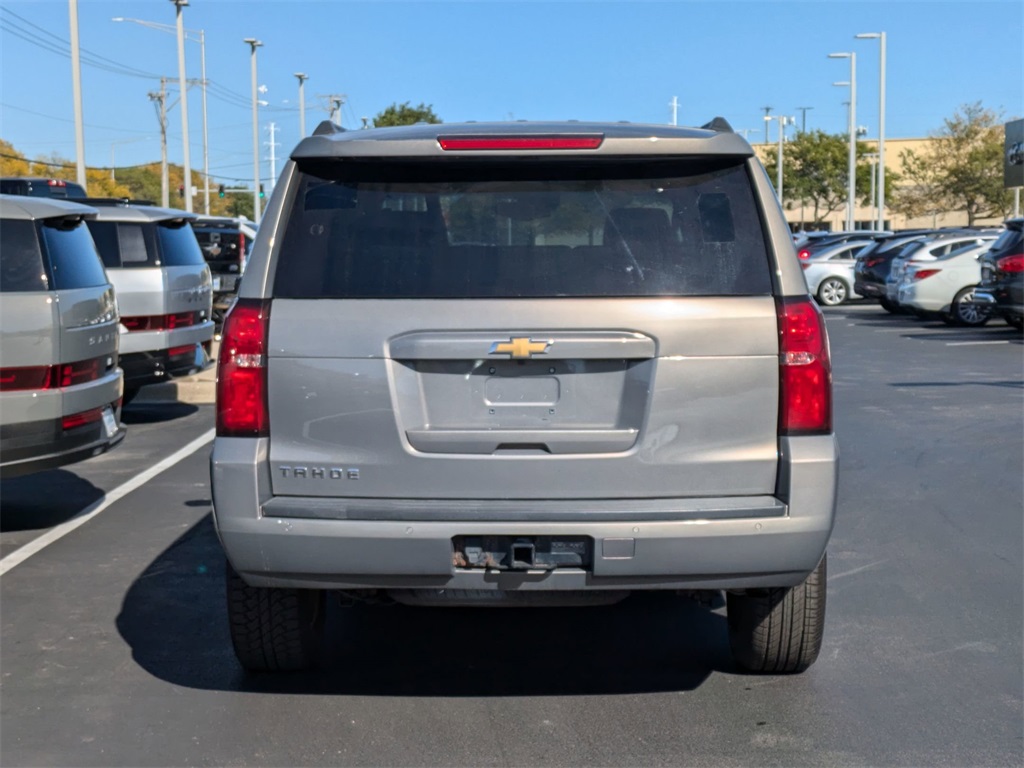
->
[76, 197, 156, 207]
[312, 120, 346, 137]
[700, 117, 734, 133]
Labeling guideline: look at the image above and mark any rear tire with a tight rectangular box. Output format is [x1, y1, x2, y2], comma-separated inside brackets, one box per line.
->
[727, 555, 826, 674]
[948, 287, 991, 327]
[225, 560, 325, 672]
[816, 278, 849, 307]
[1007, 314, 1024, 331]
[879, 297, 898, 313]
[122, 387, 140, 406]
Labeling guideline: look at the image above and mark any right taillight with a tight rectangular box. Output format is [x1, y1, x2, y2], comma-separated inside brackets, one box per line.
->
[777, 296, 832, 435]
[216, 298, 270, 437]
[996, 254, 1024, 272]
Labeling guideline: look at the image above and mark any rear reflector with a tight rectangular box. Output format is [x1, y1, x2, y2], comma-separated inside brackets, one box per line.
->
[776, 296, 832, 435]
[216, 298, 270, 437]
[438, 135, 604, 151]
[62, 407, 103, 431]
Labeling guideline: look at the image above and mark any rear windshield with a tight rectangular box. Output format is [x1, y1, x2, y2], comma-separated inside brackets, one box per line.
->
[988, 227, 1023, 257]
[0, 218, 107, 292]
[274, 158, 772, 298]
[86, 220, 205, 268]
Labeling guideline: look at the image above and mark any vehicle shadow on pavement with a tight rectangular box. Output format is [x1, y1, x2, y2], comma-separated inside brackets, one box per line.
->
[121, 402, 200, 425]
[0, 470, 104, 531]
[116, 515, 730, 696]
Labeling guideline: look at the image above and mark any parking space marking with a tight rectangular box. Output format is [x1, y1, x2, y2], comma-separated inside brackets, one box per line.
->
[945, 340, 1012, 346]
[0, 429, 215, 576]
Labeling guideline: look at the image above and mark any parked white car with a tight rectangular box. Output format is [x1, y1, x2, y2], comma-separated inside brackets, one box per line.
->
[897, 238, 999, 325]
[801, 240, 873, 305]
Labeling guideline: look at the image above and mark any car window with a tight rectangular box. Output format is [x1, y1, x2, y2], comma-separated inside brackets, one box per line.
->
[988, 227, 1023, 256]
[86, 221, 160, 268]
[38, 218, 108, 290]
[275, 158, 772, 298]
[156, 221, 206, 266]
[0, 218, 49, 292]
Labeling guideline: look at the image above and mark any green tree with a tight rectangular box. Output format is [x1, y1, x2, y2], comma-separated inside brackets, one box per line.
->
[891, 102, 1013, 225]
[372, 101, 441, 127]
[763, 130, 890, 226]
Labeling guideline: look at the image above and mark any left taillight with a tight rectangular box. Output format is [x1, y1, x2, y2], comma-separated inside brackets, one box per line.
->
[997, 254, 1024, 273]
[216, 299, 270, 437]
[776, 296, 832, 435]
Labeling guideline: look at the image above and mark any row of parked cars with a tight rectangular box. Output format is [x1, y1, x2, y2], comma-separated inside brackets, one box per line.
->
[795, 223, 1024, 329]
[0, 186, 254, 479]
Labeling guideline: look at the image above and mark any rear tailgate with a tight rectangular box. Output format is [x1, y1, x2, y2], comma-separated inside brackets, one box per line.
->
[267, 296, 778, 499]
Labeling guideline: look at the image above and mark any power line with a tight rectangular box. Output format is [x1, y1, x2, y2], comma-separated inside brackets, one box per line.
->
[1, 101, 152, 135]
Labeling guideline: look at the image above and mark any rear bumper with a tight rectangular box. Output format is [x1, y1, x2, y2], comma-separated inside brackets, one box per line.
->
[121, 341, 213, 388]
[972, 288, 1024, 317]
[0, 409, 126, 478]
[854, 279, 884, 298]
[211, 435, 839, 591]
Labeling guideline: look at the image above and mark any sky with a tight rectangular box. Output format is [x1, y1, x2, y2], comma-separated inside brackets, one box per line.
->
[1, 0, 1021, 189]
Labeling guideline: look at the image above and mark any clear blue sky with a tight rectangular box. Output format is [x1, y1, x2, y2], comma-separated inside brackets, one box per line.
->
[1, 0, 1021, 186]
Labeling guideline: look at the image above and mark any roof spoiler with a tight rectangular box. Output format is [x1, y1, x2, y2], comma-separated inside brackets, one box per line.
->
[312, 120, 346, 137]
[76, 197, 156, 207]
[700, 117, 734, 133]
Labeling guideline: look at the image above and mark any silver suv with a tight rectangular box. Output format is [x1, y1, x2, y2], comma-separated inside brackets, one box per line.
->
[211, 120, 838, 674]
[0, 195, 125, 477]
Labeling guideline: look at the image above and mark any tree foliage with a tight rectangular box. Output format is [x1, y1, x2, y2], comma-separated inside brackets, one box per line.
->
[891, 102, 1012, 225]
[762, 130, 892, 225]
[372, 101, 441, 127]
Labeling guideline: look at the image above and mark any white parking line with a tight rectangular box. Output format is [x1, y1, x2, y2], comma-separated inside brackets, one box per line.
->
[945, 340, 1011, 346]
[0, 429, 215, 577]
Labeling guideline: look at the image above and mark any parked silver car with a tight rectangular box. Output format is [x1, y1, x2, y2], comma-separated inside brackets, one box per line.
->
[211, 120, 838, 674]
[0, 195, 125, 477]
[801, 240, 873, 305]
[84, 200, 215, 402]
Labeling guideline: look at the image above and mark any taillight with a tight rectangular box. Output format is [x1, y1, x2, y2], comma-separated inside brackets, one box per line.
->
[864, 257, 884, 268]
[238, 233, 247, 270]
[438, 135, 604, 151]
[997, 254, 1024, 272]
[798, 249, 811, 260]
[776, 296, 832, 435]
[912, 269, 941, 281]
[216, 298, 270, 437]
[0, 356, 107, 392]
[0, 366, 52, 391]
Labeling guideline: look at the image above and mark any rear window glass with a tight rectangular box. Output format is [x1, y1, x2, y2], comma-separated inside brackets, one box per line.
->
[0, 219, 49, 292]
[157, 222, 206, 266]
[274, 159, 771, 298]
[39, 219, 108, 290]
[989, 227, 1023, 256]
[85, 221, 158, 268]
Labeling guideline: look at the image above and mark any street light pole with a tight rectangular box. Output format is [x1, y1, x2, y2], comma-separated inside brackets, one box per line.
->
[68, 0, 87, 188]
[112, 16, 210, 214]
[830, 52, 857, 230]
[244, 38, 263, 222]
[294, 73, 309, 137]
[856, 31, 886, 230]
[171, 0, 192, 212]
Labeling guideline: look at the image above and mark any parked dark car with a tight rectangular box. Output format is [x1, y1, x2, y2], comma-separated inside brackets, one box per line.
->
[973, 218, 1024, 329]
[854, 231, 935, 309]
[189, 215, 256, 328]
[1, 177, 88, 199]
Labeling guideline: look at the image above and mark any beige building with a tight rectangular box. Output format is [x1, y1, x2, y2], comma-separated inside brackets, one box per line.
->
[752, 137, 1006, 232]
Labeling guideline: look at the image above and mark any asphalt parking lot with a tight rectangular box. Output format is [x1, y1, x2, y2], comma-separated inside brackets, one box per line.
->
[1, 302, 1021, 767]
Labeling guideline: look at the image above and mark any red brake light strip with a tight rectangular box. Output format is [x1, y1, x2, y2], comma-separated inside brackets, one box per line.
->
[438, 135, 604, 151]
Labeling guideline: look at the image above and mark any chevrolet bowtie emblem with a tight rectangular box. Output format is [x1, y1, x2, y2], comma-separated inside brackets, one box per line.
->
[489, 337, 551, 358]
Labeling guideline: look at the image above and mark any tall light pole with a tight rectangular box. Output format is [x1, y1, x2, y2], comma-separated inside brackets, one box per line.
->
[765, 115, 794, 204]
[68, 0, 87, 188]
[856, 31, 886, 230]
[829, 51, 857, 231]
[244, 38, 263, 222]
[294, 73, 309, 137]
[113, 16, 210, 214]
[171, 0, 192, 212]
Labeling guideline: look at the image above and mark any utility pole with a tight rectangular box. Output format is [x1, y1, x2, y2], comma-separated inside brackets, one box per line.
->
[294, 73, 308, 137]
[796, 106, 814, 133]
[669, 96, 679, 126]
[68, 0, 87, 188]
[265, 122, 280, 194]
[172, 0, 192, 212]
[761, 106, 773, 144]
[320, 94, 346, 126]
[148, 78, 169, 207]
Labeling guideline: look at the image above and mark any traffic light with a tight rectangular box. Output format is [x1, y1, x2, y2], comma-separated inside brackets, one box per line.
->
[258, 183, 265, 199]
[218, 184, 225, 198]
[177, 184, 184, 199]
